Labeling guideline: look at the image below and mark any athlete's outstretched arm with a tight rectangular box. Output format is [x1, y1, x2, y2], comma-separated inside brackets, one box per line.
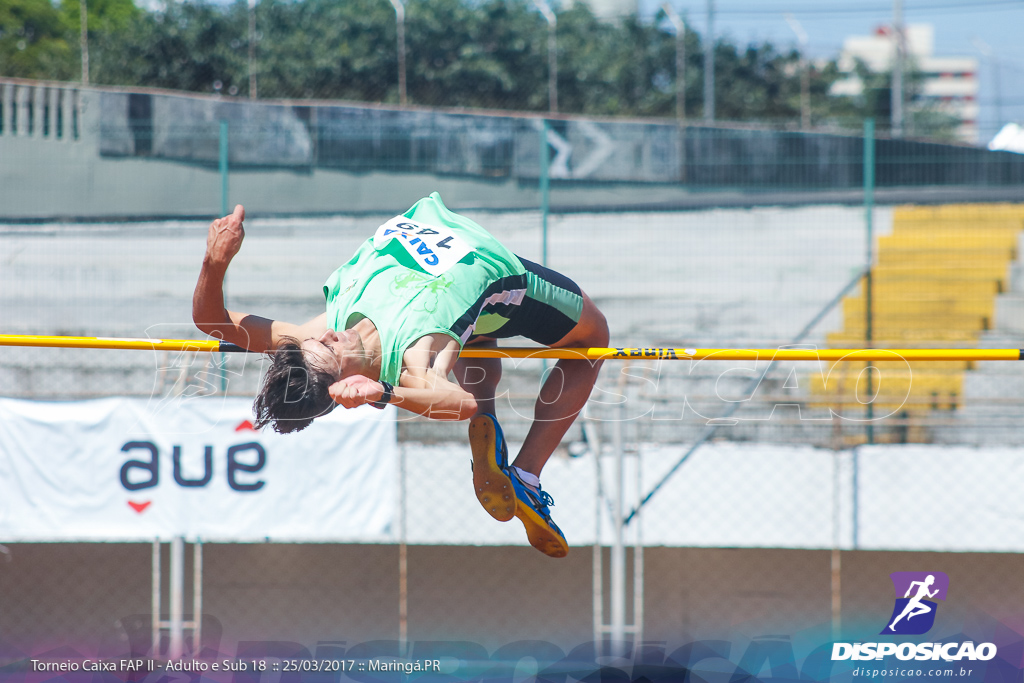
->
[192, 205, 324, 351]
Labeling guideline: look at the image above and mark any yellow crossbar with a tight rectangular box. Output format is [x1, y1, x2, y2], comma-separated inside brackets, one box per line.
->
[0, 335, 1021, 362]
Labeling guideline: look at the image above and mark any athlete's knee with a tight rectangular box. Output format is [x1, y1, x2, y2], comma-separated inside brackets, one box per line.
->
[579, 295, 610, 346]
[553, 299, 609, 355]
[590, 307, 610, 346]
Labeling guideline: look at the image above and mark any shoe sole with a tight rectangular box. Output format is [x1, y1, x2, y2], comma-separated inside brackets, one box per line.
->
[515, 503, 569, 559]
[469, 415, 516, 522]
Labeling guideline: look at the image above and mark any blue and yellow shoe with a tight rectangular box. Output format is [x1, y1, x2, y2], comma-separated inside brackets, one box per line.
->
[509, 468, 569, 559]
[468, 414, 516, 522]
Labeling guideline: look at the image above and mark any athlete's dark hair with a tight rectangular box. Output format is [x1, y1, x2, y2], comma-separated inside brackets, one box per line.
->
[253, 337, 336, 434]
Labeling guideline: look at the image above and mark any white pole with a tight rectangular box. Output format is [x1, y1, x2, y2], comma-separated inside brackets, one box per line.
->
[610, 400, 626, 653]
[169, 537, 185, 659]
[662, 3, 686, 125]
[80, 0, 89, 85]
[831, 453, 842, 639]
[891, 0, 904, 137]
[632, 441, 643, 646]
[587, 420, 605, 652]
[151, 540, 161, 657]
[248, 0, 257, 99]
[784, 14, 810, 130]
[398, 445, 409, 655]
[193, 541, 203, 654]
[533, 0, 558, 113]
[973, 39, 1002, 135]
[389, 0, 407, 106]
[703, 0, 714, 122]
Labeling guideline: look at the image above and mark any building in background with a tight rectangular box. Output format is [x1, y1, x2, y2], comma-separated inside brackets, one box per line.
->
[831, 24, 979, 143]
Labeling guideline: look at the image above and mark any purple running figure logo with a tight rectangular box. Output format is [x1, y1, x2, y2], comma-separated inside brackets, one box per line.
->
[881, 572, 949, 635]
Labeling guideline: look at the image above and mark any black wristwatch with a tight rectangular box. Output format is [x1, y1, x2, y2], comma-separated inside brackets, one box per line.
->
[370, 381, 394, 409]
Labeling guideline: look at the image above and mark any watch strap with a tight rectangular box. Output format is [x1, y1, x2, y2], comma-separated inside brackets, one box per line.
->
[370, 380, 394, 410]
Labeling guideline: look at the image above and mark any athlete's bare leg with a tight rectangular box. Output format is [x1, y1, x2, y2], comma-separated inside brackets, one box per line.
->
[458, 338, 517, 521]
[455, 293, 608, 477]
[512, 292, 609, 476]
[454, 338, 501, 416]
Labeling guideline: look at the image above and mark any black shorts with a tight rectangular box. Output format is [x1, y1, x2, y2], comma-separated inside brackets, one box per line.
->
[462, 257, 584, 346]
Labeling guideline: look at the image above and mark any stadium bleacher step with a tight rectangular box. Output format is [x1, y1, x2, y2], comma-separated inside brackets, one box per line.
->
[993, 294, 1024, 335]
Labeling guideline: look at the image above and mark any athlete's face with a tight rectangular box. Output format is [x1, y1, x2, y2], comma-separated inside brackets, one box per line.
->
[301, 329, 364, 380]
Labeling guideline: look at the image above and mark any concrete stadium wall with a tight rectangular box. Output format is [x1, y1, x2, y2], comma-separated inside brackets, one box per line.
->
[3, 78, 1023, 222]
[0, 88, 540, 220]
[1, 543, 1021, 658]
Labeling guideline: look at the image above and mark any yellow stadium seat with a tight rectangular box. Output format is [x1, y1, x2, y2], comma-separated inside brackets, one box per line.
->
[878, 248, 1015, 264]
[813, 203, 1024, 426]
[843, 296, 995, 318]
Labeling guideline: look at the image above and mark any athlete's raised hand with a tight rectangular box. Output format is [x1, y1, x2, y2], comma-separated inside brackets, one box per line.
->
[329, 374, 385, 409]
[205, 204, 246, 266]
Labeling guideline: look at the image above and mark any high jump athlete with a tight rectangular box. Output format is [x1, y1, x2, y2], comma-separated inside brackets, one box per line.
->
[192, 193, 609, 557]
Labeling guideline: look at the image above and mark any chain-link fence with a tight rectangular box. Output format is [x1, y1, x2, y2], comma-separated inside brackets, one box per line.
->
[3, 78, 1024, 679]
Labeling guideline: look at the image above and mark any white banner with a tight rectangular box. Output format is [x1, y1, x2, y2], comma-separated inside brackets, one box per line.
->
[0, 397, 397, 542]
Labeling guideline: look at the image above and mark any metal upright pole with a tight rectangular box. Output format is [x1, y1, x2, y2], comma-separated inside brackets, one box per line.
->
[540, 119, 550, 267]
[975, 40, 1004, 132]
[151, 541, 161, 657]
[192, 541, 203, 655]
[703, 0, 714, 122]
[610, 400, 626, 653]
[80, 0, 89, 85]
[664, 3, 687, 183]
[390, 0, 407, 106]
[864, 118, 875, 444]
[219, 120, 230, 393]
[398, 445, 408, 655]
[534, 0, 558, 114]
[830, 453, 842, 640]
[547, 17, 557, 113]
[663, 3, 686, 125]
[248, 0, 258, 99]
[168, 537, 185, 659]
[590, 421, 605, 651]
[852, 448, 860, 549]
[219, 121, 230, 217]
[993, 55, 1003, 130]
[632, 441, 643, 646]
[784, 14, 810, 130]
[891, 0, 904, 138]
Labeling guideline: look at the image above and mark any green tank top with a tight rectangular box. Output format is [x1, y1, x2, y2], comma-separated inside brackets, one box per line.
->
[323, 193, 526, 385]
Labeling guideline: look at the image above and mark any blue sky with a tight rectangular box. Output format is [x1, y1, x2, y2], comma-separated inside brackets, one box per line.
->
[644, 0, 1024, 141]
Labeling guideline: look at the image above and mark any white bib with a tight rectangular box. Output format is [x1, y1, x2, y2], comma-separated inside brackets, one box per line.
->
[372, 216, 473, 277]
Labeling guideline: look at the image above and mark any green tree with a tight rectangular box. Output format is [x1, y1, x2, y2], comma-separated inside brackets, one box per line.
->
[60, 0, 138, 35]
[0, 0, 75, 79]
[406, 0, 545, 109]
[712, 42, 802, 123]
[91, 2, 246, 93]
[557, 6, 658, 116]
[256, 0, 393, 100]
[32, 0, 958, 138]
